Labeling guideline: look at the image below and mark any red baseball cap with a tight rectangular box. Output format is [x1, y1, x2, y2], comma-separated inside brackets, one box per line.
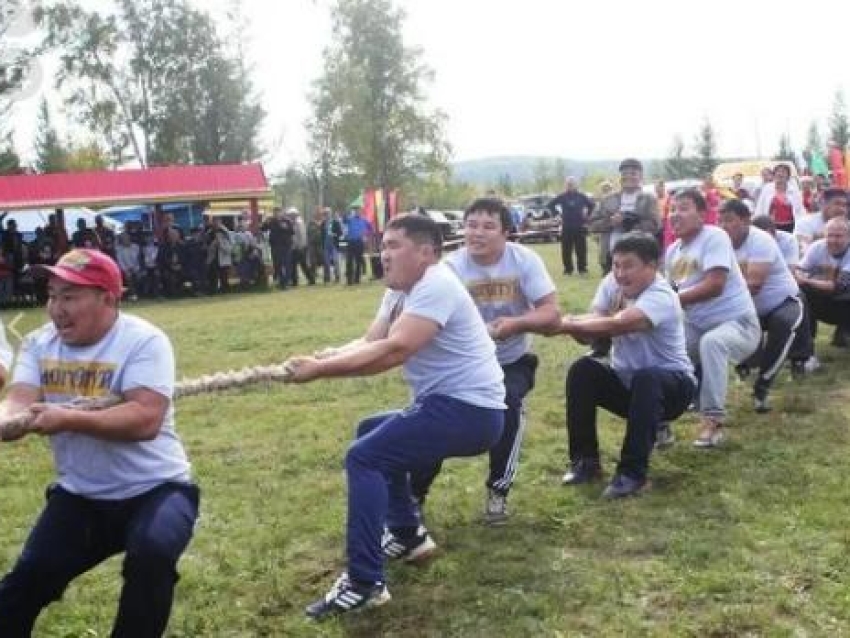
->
[34, 249, 123, 299]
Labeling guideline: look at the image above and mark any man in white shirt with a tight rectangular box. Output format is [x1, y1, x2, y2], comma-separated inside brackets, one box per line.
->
[793, 188, 848, 254]
[666, 190, 761, 447]
[284, 214, 505, 620]
[115, 232, 141, 300]
[795, 217, 850, 348]
[752, 216, 800, 268]
[409, 197, 560, 524]
[720, 200, 810, 412]
[0, 249, 199, 637]
[555, 233, 695, 498]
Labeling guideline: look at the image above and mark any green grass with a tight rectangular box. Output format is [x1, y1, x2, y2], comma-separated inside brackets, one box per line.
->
[2, 243, 850, 636]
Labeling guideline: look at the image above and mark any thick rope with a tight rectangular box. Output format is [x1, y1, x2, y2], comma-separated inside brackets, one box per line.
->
[0, 362, 295, 441]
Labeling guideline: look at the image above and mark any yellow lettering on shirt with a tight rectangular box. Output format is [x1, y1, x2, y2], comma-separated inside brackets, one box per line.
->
[467, 278, 522, 304]
[40, 359, 117, 397]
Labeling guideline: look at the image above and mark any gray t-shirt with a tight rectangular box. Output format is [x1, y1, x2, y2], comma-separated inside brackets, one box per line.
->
[377, 263, 505, 409]
[446, 243, 556, 365]
[794, 213, 827, 244]
[665, 225, 756, 331]
[775, 230, 800, 267]
[592, 274, 694, 388]
[735, 226, 799, 315]
[799, 239, 850, 282]
[12, 314, 191, 499]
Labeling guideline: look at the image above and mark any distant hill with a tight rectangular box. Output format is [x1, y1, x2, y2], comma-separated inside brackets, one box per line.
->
[450, 156, 662, 186]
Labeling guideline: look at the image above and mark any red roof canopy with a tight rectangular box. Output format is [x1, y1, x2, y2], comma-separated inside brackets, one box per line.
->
[0, 163, 271, 211]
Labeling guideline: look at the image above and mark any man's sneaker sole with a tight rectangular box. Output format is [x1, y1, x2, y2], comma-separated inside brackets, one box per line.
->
[402, 535, 437, 562]
[693, 429, 726, 448]
[305, 576, 391, 621]
[383, 531, 437, 563]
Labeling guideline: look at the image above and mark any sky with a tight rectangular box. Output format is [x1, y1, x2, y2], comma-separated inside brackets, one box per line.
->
[6, 0, 850, 173]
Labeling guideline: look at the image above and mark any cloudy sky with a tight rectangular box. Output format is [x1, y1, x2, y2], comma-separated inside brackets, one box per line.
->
[7, 0, 850, 171]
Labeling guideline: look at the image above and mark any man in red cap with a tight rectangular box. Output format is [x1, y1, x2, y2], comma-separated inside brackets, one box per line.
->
[0, 249, 199, 637]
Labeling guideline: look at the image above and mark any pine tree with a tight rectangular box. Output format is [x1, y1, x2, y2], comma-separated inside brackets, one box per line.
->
[828, 89, 850, 150]
[773, 133, 795, 162]
[663, 134, 692, 180]
[692, 119, 718, 177]
[33, 98, 69, 173]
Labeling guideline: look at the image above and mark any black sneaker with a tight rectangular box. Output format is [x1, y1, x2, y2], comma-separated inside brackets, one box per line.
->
[831, 327, 849, 348]
[382, 525, 437, 563]
[305, 572, 391, 620]
[734, 364, 751, 382]
[602, 474, 647, 499]
[562, 458, 603, 485]
[753, 382, 771, 414]
[790, 359, 806, 380]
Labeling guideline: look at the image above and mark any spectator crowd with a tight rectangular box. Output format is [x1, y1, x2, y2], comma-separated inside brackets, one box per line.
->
[0, 204, 380, 307]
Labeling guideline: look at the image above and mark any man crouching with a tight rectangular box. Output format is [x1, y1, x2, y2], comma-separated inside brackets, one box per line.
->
[554, 233, 696, 498]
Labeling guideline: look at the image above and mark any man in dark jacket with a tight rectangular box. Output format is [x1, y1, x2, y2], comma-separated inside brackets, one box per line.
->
[589, 158, 660, 274]
[547, 177, 594, 275]
[262, 207, 294, 290]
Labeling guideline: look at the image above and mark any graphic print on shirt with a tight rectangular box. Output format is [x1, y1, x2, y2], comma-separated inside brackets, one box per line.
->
[668, 254, 700, 286]
[40, 358, 117, 397]
[466, 277, 522, 323]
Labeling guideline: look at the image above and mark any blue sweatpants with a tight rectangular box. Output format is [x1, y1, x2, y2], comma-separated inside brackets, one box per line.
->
[0, 482, 199, 638]
[345, 394, 503, 584]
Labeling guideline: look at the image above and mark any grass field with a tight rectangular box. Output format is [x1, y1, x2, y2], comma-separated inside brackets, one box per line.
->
[1, 242, 849, 637]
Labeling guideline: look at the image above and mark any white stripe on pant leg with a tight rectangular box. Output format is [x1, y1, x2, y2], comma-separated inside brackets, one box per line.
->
[493, 400, 527, 492]
[762, 297, 804, 381]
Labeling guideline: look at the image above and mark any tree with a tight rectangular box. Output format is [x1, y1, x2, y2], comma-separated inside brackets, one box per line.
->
[805, 120, 823, 156]
[64, 141, 109, 171]
[306, 0, 450, 193]
[0, 136, 21, 175]
[692, 119, 718, 177]
[37, 0, 265, 167]
[552, 158, 567, 189]
[663, 134, 692, 180]
[33, 98, 70, 173]
[0, 1, 30, 112]
[532, 158, 552, 192]
[773, 133, 795, 163]
[828, 89, 850, 151]
[1, 0, 35, 164]
[495, 172, 514, 197]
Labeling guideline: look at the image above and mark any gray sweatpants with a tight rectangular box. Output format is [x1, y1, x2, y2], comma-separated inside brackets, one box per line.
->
[686, 313, 761, 421]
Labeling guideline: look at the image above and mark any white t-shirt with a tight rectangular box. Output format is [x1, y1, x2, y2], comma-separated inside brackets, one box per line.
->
[12, 314, 191, 499]
[0, 317, 12, 373]
[793, 213, 827, 245]
[735, 226, 799, 315]
[446, 243, 556, 365]
[665, 225, 756, 331]
[377, 263, 505, 409]
[799, 239, 850, 282]
[592, 274, 694, 388]
[775, 230, 800, 267]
